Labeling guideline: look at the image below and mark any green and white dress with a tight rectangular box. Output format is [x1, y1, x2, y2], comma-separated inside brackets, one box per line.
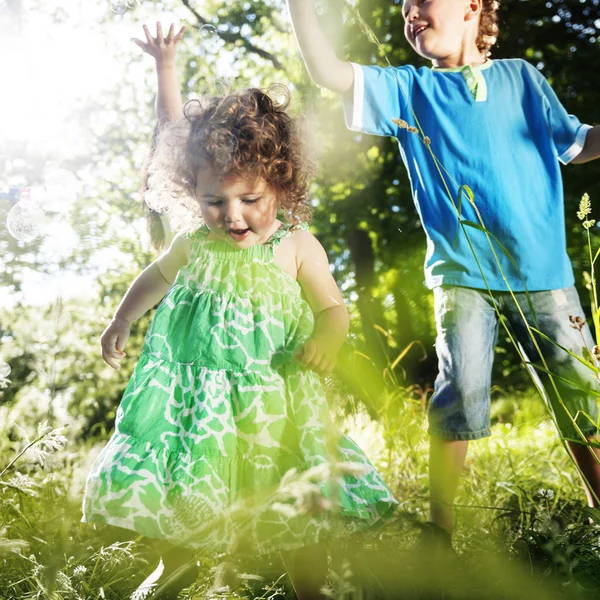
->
[83, 223, 397, 553]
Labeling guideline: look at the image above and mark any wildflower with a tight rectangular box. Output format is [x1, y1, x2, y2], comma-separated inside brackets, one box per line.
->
[391, 118, 409, 129]
[569, 315, 585, 331]
[538, 488, 555, 500]
[584, 271, 593, 291]
[31, 423, 67, 467]
[73, 565, 87, 580]
[577, 193, 591, 220]
[593, 346, 600, 363]
[333, 461, 369, 478]
[407, 126, 419, 134]
[271, 502, 298, 518]
[423, 136, 431, 146]
[583, 219, 596, 230]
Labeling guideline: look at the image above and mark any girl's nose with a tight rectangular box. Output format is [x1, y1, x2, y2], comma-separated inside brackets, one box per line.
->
[223, 204, 241, 224]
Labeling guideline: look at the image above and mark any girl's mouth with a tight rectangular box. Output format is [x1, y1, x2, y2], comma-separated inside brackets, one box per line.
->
[227, 228, 251, 241]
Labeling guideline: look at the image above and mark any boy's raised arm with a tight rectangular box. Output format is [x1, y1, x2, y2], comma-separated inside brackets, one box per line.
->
[287, 0, 354, 94]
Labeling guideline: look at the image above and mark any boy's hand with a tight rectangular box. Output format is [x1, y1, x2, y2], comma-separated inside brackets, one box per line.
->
[131, 22, 186, 65]
[101, 317, 131, 370]
[294, 336, 339, 375]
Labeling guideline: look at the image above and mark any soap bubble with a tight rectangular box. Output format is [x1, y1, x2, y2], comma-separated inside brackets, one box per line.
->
[110, 0, 128, 15]
[126, 0, 140, 8]
[199, 24, 220, 56]
[7, 199, 46, 242]
[0, 362, 10, 379]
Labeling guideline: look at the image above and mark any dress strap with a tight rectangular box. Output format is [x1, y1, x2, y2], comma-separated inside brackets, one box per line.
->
[185, 224, 210, 261]
[266, 222, 308, 247]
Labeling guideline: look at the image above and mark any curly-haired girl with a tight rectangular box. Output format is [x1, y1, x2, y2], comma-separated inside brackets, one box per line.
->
[82, 23, 397, 600]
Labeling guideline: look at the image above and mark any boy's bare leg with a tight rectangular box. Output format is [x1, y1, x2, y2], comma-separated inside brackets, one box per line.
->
[281, 543, 328, 600]
[566, 436, 600, 508]
[429, 437, 470, 534]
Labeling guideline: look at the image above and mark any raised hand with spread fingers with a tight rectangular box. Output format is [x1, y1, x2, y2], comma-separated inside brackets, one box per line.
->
[132, 22, 186, 122]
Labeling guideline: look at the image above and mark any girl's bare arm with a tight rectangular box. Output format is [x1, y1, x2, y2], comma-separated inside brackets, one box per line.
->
[101, 235, 189, 369]
[293, 230, 350, 374]
[132, 22, 186, 122]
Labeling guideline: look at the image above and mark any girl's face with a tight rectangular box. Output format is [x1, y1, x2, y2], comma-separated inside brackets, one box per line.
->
[196, 167, 280, 249]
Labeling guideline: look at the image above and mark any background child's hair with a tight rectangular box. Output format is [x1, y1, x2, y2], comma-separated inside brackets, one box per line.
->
[145, 85, 314, 232]
[477, 0, 499, 57]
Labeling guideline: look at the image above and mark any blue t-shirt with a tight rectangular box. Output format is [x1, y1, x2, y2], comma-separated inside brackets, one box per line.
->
[343, 58, 591, 291]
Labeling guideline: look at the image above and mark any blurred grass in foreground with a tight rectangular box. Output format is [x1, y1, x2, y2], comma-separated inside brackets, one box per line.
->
[2, 383, 600, 599]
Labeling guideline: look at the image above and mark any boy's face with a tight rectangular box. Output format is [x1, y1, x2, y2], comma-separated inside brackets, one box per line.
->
[195, 167, 279, 249]
[402, 0, 479, 62]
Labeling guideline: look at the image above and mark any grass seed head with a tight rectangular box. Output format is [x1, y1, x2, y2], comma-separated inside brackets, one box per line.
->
[577, 193, 591, 220]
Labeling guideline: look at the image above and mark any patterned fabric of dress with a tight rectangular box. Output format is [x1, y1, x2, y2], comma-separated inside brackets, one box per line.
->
[82, 223, 397, 553]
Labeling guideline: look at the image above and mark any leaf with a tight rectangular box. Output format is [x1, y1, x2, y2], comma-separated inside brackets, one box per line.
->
[0, 536, 28, 556]
[389, 340, 427, 371]
[452, 185, 474, 249]
[524, 362, 600, 399]
[529, 327, 600, 374]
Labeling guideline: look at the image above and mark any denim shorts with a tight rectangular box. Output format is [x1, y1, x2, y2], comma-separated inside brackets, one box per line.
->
[429, 285, 600, 441]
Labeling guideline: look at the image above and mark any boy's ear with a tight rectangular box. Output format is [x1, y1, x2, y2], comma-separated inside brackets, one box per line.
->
[465, 0, 483, 20]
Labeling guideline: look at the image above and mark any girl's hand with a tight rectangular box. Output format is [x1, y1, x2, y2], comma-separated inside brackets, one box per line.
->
[294, 336, 339, 375]
[101, 317, 131, 370]
[131, 22, 186, 65]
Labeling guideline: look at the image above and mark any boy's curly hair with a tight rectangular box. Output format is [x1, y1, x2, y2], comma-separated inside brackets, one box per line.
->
[145, 85, 314, 232]
[477, 0, 500, 57]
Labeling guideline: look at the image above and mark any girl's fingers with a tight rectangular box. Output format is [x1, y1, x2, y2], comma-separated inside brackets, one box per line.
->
[165, 23, 175, 43]
[315, 355, 330, 374]
[116, 332, 129, 354]
[131, 38, 147, 51]
[321, 357, 331, 374]
[142, 24, 153, 44]
[302, 343, 317, 367]
[101, 348, 121, 370]
[173, 25, 186, 42]
[156, 21, 164, 43]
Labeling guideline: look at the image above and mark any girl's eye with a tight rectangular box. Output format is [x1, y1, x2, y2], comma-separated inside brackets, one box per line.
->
[205, 200, 222, 207]
[242, 197, 260, 204]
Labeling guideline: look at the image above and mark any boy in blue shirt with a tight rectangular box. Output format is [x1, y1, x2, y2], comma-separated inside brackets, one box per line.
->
[287, 0, 600, 548]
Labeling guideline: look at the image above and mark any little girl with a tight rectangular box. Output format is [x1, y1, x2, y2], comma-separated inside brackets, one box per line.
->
[82, 23, 397, 600]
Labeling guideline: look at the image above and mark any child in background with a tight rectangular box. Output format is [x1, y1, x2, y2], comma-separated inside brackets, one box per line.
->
[82, 23, 397, 600]
[287, 0, 600, 549]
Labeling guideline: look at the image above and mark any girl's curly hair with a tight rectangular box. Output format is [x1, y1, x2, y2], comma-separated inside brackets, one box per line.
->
[477, 0, 500, 58]
[145, 85, 314, 233]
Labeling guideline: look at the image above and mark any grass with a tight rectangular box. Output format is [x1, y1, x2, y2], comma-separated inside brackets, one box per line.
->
[2, 387, 600, 600]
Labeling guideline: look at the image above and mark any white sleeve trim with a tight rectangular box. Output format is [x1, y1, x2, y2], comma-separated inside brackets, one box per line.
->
[559, 124, 592, 165]
[344, 62, 365, 132]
